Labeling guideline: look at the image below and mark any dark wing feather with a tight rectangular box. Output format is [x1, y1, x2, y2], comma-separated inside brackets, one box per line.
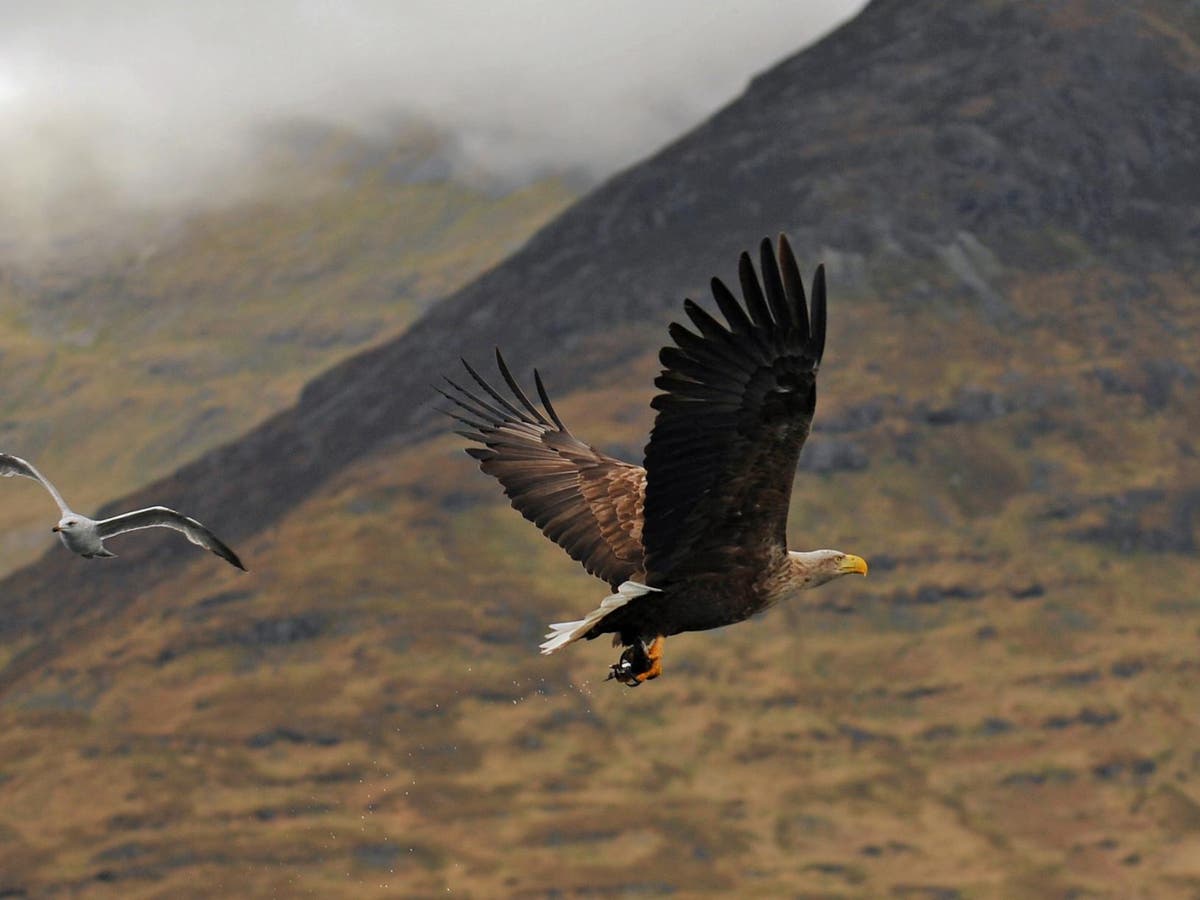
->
[442, 351, 645, 588]
[95, 506, 246, 570]
[640, 235, 826, 583]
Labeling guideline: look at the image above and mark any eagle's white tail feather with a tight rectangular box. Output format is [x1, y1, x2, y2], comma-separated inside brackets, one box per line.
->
[539, 581, 659, 655]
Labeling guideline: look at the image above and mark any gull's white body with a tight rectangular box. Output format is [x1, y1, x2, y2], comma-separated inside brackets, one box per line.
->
[53, 514, 115, 558]
[0, 452, 246, 570]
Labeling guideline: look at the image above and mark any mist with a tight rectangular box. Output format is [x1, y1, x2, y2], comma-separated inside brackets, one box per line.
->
[0, 1, 865, 251]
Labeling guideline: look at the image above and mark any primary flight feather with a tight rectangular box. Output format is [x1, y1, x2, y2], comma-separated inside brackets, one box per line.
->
[442, 236, 865, 686]
[0, 453, 246, 571]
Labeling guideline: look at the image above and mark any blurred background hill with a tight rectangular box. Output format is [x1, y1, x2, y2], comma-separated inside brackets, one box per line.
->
[1, 0, 1198, 897]
[0, 118, 576, 576]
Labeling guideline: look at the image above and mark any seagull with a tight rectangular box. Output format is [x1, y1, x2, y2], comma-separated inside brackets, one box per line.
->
[0, 452, 246, 571]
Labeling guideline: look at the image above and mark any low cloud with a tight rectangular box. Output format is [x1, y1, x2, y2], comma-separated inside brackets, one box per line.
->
[0, 1, 865, 253]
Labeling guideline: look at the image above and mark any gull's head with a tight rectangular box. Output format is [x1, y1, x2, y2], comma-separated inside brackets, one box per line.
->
[51, 517, 80, 534]
[788, 549, 869, 589]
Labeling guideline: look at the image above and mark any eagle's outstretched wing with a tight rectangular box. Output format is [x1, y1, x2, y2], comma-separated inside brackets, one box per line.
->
[640, 235, 826, 584]
[442, 351, 645, 589]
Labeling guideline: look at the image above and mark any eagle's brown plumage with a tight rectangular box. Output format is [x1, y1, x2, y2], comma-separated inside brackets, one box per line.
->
[444, 357, 646, 588]
[442, 236, 866, 686]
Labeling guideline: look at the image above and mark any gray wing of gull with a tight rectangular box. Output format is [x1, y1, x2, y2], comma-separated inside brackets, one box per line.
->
[96, 506, 246, 571]
[0, 452, 71, 515]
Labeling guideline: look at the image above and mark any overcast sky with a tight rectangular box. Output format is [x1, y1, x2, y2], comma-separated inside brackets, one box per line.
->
[0, 1, 866, 239]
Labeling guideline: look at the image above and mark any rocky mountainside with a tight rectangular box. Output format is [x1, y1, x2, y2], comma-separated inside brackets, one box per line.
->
[0, 1, 1198, 896]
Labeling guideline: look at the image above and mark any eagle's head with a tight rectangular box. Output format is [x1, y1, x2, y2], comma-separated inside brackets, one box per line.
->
[787, 549, 869, 589]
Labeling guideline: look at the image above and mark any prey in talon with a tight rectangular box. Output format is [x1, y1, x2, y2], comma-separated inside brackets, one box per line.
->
[607, 637, 665, 687]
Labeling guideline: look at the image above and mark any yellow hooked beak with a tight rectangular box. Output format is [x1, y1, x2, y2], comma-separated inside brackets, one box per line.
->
[839, 554, 868, 576]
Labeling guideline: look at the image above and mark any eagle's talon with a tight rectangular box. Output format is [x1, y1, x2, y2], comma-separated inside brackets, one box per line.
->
[606, 638, 663, 687]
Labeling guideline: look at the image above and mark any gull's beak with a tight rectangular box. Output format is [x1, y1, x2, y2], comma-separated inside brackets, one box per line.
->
[51, 525, 59, 533]
[839, 554, 868, 576]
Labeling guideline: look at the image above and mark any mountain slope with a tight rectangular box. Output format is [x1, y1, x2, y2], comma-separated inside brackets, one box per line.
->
[0, 1, 1198, 896]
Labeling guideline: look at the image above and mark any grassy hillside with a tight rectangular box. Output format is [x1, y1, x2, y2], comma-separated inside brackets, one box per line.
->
[0, 125, 575, 576]
[0, 262, 1196, 897]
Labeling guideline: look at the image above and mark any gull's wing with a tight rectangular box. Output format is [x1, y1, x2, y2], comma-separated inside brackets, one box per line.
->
[640, 235, 827, 584]
[0, 452, 71, 515]
[96, 506, 246, 571]
[441, 350, 646, 590]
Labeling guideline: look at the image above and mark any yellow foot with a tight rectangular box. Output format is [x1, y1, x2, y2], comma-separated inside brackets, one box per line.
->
[607, 636, 664, 687]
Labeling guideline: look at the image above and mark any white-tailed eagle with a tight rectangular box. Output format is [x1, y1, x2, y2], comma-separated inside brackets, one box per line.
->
[442, 236, 865, 685]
